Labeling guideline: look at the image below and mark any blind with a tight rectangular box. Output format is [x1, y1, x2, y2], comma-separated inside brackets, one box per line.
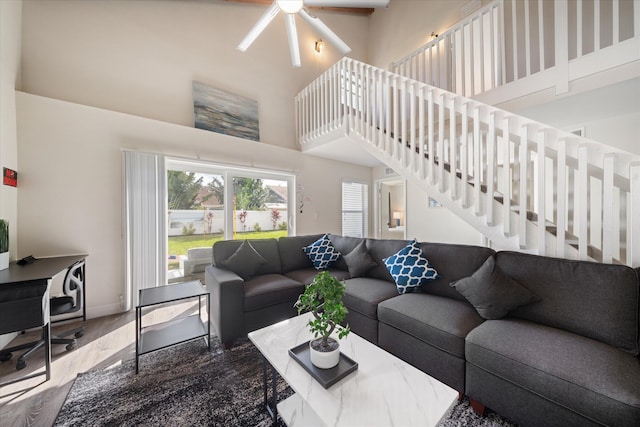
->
[124, 151, 167, 309]
[342, 181, 368, 238]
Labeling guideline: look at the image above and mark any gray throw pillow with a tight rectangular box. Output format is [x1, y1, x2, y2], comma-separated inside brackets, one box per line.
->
[343, 241, 378, 277]
[220, 240, 267, 281]
[450, 256, 540, 319]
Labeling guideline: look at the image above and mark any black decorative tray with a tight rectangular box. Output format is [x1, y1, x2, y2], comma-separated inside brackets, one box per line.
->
[288, 341, 358, 389]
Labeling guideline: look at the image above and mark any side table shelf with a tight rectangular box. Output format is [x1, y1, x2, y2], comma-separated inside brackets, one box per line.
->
[136, 280, 210, 374]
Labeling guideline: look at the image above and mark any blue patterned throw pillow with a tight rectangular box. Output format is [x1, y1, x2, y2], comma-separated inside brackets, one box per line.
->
[383, 239, 439, 294]
[303, 234, 341, 270]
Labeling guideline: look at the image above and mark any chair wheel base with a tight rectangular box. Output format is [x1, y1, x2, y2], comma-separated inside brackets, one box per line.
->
[75, 331, 84, 338]
[0, 352, 12, 362]
[16, 359, 26, 370]
[65, 341, 77, 352]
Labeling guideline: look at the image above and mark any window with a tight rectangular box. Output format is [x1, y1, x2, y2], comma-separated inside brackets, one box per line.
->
[166, 158, 294, 282]
[342, 181, 368, 238]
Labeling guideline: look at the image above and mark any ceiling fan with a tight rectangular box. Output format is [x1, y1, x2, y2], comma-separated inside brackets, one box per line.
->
[236, 0, 390, 67]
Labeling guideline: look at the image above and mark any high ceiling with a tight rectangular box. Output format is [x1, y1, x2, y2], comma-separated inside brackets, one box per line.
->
[221, 0, 376, 15]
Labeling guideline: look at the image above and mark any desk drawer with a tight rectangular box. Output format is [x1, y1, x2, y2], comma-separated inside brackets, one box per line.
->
[0, 296, 48, 334]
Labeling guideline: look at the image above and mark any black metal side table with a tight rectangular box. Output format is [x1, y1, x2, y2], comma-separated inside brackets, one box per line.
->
[135, 280, 210, 373]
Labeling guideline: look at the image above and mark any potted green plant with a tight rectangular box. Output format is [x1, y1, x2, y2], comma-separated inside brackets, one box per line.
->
[0, 219, 9, 270]
[295, 271, 350, 369]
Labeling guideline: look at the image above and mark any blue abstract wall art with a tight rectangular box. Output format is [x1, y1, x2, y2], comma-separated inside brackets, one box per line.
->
[193, 81, 260, 142]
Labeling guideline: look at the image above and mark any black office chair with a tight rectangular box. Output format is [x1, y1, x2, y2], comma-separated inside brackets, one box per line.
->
[0, 260, 85, 370]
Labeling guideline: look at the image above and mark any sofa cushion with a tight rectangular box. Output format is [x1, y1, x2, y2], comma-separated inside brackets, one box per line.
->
[342, 277, 399, 319]
[466, 319, 640, 426]
[303, 234, 341, 270]
[278, 234, 323, 273]
[285, 268, 351, 286]
[243, 274, 304, 311]
[365, 238, 411, 282]
[343, 241, 378, 277]
[213, 238, 281, 275]
[416, 243, 496, 301]
[451, 256, 540, 319]
[496, 251, 640, 355]
[328, 234, 364, 272]
[218, 240, 267, 281]
[383, 240, 439, 294]
[378, 294, 483, 358]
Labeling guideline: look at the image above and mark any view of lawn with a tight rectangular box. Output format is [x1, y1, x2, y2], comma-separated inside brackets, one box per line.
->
[168, 230, 288, 257]
[166, 171, 290, 272]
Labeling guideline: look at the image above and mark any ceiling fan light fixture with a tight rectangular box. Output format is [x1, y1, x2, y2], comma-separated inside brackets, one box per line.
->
[299, 8, 351, 55]
[277, 0, 303, 14]
[237, 1, 280, 52]
[285, 14, 302, 67]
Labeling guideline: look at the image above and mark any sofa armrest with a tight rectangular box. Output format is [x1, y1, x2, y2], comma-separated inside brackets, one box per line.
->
[184, 258, 210, 275]
[205, 265, 245, 345]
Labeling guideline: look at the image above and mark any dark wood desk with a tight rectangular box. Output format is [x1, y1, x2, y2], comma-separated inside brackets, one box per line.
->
[0, 254, 87, 386]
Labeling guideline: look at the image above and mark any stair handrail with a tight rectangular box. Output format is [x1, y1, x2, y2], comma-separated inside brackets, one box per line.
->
[390, 0, 503, 93]
[390, 0, 640, 100]
[296, 57, 640, 267]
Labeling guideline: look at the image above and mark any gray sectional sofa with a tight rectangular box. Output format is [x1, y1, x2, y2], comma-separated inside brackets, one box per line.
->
[205, 233, 640, 426]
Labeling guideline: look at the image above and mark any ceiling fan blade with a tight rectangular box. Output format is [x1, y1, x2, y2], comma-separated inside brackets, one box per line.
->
[303, 0, 389, 7]
[298, 8, 351, 55]
[284, 14, 301, 67]
[237, 1, 280, 52]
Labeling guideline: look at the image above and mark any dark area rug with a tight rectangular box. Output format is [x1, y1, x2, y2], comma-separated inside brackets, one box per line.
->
[54, 337, 516, 426]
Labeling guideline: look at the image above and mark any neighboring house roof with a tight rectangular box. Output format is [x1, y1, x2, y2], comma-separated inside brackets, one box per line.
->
[194, 184, 286, 209]
[196, 187, 222, 208]
[266, 185, 287, 204]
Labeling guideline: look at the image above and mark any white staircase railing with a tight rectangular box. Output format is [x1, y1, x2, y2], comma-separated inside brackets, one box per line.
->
[296, 57, 640, 267]
[391, 0, 640, 100]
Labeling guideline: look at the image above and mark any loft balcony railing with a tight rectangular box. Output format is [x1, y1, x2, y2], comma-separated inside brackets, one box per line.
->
[390, 0, 639, 101]
[295, 57, 640, 267]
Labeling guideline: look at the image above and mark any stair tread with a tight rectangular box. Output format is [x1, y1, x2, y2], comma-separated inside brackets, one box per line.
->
[369, 122, 626, 266]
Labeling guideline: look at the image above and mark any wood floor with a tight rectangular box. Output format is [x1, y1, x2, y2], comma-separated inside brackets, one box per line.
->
[0, 300, 201, 427]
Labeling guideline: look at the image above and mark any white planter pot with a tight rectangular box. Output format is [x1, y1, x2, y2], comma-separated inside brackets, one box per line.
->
[309, 337, 340, 369]
[0, 252, 9, 270]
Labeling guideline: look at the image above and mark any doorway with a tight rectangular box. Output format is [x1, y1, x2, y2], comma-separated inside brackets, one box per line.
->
[375, 178, 406, 239]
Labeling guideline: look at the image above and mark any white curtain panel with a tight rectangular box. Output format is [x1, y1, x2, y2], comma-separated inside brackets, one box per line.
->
[124, 151, 167, 309]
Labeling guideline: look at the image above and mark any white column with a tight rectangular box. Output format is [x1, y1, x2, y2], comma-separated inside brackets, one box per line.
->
[502, 114, 512, 237]
[519, 124, 530, 249]
[629, 162, 640, 266]
[536, 128, 546, 255]
[602, 154, 615, 263]
[577, 144, 589, 260]
[556, 139, 567, 257]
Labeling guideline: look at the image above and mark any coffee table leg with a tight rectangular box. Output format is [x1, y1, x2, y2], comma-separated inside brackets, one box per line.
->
[262, 356, 278, 425]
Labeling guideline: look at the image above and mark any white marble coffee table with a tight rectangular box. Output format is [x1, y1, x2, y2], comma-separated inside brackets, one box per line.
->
[248, 312, 458, 426]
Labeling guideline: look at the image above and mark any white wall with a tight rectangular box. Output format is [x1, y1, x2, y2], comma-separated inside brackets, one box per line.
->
[0, 0, 21, 258]
[14, 0, 372, 319]
[16, 92, 371, 318]
[367, 0, 472, 69]
[405, 181, 483, 246]
[0, 0, 22, 349]
[366, 0, 638, 249]
[515, 77, 640, 155]
[14, 0, 633, 321]
[20, 0, 369, 152]
[365, 0, 488, 247]
[372, 167, 483, 245]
